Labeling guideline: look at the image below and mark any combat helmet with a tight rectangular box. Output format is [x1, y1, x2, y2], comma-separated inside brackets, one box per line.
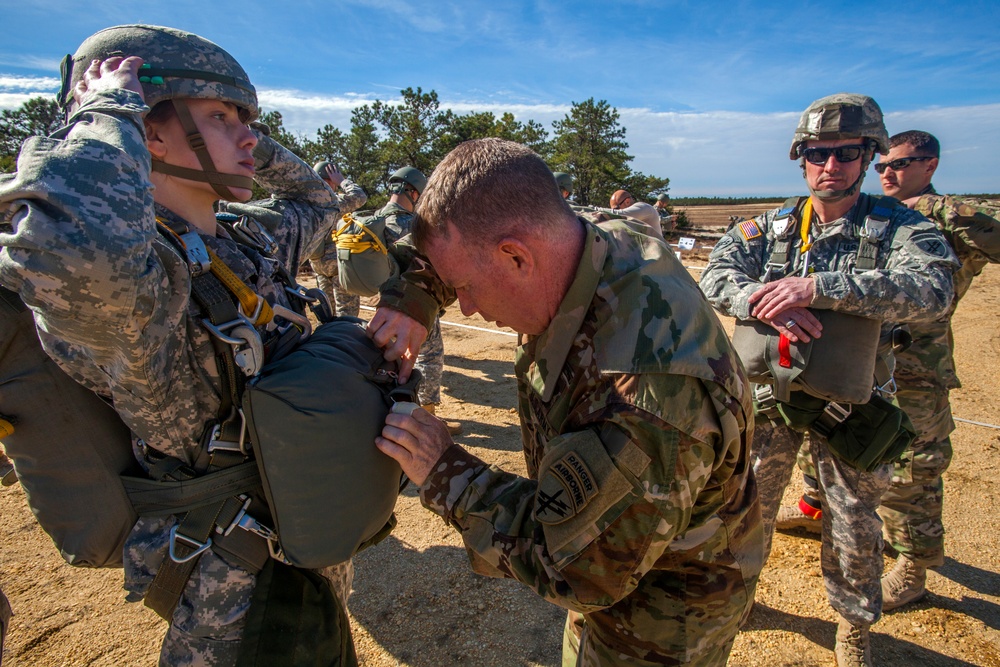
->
[58, 24, 259, 201]
[388, 166, 427, 195]
[790, 93, 888, 201]
[553, 171, 573, 196]
[314, 160, 338, 181]
[656, 193, 670, 205]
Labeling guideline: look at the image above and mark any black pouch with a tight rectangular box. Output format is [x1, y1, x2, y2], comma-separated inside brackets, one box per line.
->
[824, 394, 915, 472]
[236, 559, 358, 667]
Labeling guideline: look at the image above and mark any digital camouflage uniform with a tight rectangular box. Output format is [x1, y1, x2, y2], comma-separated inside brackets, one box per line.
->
[382, 218, 764, 666]
[0, 87, 351, 666]
[378, 201, 446, 406]
[307, 180, 368, 317]
[879, 187, 1000, 567]
[699, 193, 957, 625]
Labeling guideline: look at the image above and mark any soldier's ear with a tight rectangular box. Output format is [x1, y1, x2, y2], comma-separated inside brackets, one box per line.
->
[145, 119, 169, 160]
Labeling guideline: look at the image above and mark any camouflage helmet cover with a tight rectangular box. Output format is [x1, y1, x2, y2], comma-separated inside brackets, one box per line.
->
[59, 24, 258, 121]
[389, 166, 428, 194]
[656, 193, 670, 204]
[789, 93, 888, 159]
[313, 160, 337, 178]
[552, 171, 573, 193]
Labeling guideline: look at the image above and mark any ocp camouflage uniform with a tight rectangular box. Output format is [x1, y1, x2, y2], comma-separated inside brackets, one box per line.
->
[880, 187, 1000, 567]
[699, 194, 957, 625]
[307, 180, 368, 317]
[382, 218, 764, 665]
[380, 202, 445, 406]
[0, 88, 351, 665]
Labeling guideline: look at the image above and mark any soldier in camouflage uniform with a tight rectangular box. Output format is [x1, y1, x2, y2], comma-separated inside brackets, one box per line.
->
[369, 138, 764, 666]
[0, 25, 352, 666]
[654, 193, 676, 234]
[699, 96, 957, 666]
[306, 160, 367, 317]
[780, 131, 1000, 610]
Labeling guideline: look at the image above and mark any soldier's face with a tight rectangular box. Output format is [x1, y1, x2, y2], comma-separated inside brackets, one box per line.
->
[802, 138, 865, 194]
[146, 99, 258, 204]
[879, 143, 938, 201]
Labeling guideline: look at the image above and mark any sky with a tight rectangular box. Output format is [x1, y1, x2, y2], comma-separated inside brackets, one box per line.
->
[1, 0, 998, 197]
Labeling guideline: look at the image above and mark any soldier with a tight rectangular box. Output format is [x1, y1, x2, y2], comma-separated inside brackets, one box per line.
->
[654, 192, 676, 233]
[553, 171, 574, 200]
[778, 130, 1000, 610]
[0, 25, 352, 665]
[594, 189, 664, 241]
[306, 160, 368, 317]
[369, 138, 763, 666]
[699, 95, 957, 666]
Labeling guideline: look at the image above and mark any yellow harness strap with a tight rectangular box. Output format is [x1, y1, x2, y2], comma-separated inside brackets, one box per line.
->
[332, 214, 388, 255]
[800, 198, 815, 253]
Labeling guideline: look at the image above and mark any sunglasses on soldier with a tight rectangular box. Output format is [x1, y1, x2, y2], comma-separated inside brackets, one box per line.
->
[799, 144, 867, 165]
[873, 156, 934, 174]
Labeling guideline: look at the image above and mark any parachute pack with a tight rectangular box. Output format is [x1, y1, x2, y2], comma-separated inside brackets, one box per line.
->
[0, 212, 416, 622]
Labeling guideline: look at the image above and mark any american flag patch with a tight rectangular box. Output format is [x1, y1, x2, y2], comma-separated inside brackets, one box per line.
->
[738, 219, 762, 241]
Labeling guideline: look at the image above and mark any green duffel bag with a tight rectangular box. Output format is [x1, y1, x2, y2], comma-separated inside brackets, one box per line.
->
[732, 309, 881, 405]
[242, 318, 418, 569]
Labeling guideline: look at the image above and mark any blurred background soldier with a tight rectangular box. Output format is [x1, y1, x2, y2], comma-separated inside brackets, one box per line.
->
[553, 171, 573, 200]
[654, 192, 676, 233]
[699, 95, 957, 667]
[595, 189, 664, 241]
[307, 160, 368, 317]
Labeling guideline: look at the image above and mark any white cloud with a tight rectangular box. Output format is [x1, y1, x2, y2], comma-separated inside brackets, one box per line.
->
[0, 75, 60, 92]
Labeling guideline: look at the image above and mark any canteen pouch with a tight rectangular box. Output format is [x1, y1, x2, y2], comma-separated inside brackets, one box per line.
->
[732, 309, 881, 404]
[823, 394, 915, 472]
[242, 318, 417, 569]
[236, 558, 358, 667]
[0, 287, 138, 568]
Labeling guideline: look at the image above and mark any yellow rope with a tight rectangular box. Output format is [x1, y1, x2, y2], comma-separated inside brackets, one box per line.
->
[333, 214, 388, 255]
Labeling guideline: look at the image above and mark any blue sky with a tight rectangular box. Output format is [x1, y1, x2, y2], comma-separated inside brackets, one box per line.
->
[2, 0, 998, 196]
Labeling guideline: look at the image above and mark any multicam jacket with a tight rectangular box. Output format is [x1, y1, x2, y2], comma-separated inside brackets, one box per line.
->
[382, 219, 763, 661]
[699, 194, 958, 343]
[893, 187, 1000, 392]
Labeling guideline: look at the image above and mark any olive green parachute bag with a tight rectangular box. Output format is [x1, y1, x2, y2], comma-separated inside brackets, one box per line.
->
[242, 317, 419, 569]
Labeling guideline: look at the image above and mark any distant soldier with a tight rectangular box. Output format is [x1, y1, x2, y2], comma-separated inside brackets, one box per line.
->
[369, 138, 762, 667]
[307, 160, 368, 316]
[700, 95, 957, 666]
[593, 189, 664, 241]
[654, 192, 676, 233]
[553, 171, 573, 200]
[778, 130, 1000, 611]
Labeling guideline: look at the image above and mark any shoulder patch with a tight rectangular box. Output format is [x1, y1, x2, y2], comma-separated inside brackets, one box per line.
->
[738, 219, 762, 241]
[910, 232, 950, 258]
[535, 451, 599, 524]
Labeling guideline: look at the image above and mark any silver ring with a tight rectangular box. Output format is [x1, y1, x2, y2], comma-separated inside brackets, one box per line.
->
[785, 319, 797, 328]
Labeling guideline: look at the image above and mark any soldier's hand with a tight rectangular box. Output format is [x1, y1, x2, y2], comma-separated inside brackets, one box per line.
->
[74, 56, 145, 106]
[376, 406, 453, 486]
[749, 276, 816, 321]
[367, 307, 428, 383]
[759, 306, 822, 343]
[322, 163, 345, 188]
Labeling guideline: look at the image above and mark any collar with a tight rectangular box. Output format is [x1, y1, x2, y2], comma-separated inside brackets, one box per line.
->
[518, 220, 606, 402]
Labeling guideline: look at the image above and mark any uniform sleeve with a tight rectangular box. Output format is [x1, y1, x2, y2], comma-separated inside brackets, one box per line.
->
[916, 194, 1000, 265]
[810, 211, 958, 324]
[418, 379, 736, 613]
[337, 179, 367, 215]
[699, 214, 771, 320]
[378, 239, 456, 330]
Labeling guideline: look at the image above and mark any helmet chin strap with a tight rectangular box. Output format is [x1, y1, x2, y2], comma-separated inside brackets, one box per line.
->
[150, 99, 254, 201]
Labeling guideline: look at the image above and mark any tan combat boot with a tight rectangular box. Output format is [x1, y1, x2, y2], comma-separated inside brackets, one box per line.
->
[881, 555, 927, 611]
[422, 403, 463, 436]
[835, 617, 872, 667]
[0, 450, 16, 487]
[774, 496, 822, 534]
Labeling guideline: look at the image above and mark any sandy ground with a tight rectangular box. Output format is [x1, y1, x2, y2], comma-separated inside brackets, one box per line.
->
[2, 223, 999, 666]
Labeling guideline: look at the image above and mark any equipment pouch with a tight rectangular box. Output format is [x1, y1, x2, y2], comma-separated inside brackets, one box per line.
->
[235, 559, 358, 667]
[822, 394, 915, 472]
[242, 318, 419, 569]
[335, 215, 396, 297]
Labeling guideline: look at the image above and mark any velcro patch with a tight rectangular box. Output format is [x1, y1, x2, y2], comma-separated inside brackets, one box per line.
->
[535, 451, 598, 524]
[910, 232, 950, 258]
[738, 219, 762, 241]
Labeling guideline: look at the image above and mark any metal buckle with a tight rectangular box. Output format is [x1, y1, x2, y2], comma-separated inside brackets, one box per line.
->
[206, 411, 248, 455]
[220, 496, 254, 536]
[877, 376, 897, 396]
[271, 303, 312, 341]
[284, 284, 318, 303]
[233, 216, 279, 256]
[179, 231, 211, 276]
[168, 525, 212, 563]
[862, 217, 889, 241]
[202, 315, 256, 345]
[823, 401, 852, 424]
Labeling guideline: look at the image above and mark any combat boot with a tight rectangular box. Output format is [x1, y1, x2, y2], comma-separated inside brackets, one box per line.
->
[422, 403, 463, 436]
[774, 495, 822, 534]
[835, 617, 872, 667]
[881, 555, 927, 611]
[0, 451, 15, 487]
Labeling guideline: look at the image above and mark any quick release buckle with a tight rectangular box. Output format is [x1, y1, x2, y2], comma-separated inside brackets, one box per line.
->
[202, 315, 265, 377]
[811, 401, 852, 439]
[168, 524, 212, 563]
[206, 411, 248, 455]
[179, 230, 212, 276]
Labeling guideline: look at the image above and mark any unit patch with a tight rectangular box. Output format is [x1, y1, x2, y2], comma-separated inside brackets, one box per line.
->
[910, 232, 950, 258]
[535, 451, 598, 524]
[738, 219, 762, 241]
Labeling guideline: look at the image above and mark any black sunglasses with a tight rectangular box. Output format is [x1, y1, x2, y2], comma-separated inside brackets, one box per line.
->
[800, 144, 867, 165]
[873, 156, 934, 174]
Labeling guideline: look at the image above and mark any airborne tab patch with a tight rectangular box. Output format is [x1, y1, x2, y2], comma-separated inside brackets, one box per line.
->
[738, 219, 762, 241]
[535, 451, 598, 524]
